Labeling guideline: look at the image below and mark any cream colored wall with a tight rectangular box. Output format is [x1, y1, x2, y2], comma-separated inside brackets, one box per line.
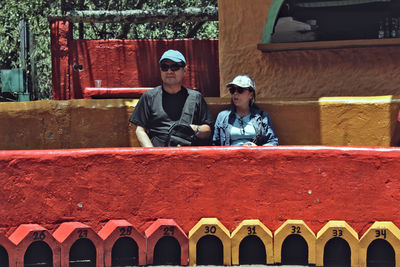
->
[0, 98, 398, 149]
[218, 0, 400, 98]
[218, 0, 270, 96]
[0, 99, 138, 149]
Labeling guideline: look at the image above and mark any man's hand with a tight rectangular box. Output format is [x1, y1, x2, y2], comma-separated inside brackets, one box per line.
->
[190, 124, 211, 139]
[136, 126, 153, 147]
[244, 141, 257, 146]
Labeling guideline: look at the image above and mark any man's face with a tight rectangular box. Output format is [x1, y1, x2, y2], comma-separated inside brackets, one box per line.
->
[160, 59, 186, 87]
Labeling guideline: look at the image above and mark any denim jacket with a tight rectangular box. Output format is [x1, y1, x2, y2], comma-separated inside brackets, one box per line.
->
[212, 107, 278, 146]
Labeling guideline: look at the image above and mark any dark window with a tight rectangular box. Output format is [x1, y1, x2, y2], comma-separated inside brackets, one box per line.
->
[274, 0, 400, 42]
[323, 237, 351, 267]
[239, 235, 266, 264]
[367, 239, 395, 267]
[153, 236, 181, 265]
[196, 235, 223, 265]
[0, 245, 9, 267]
[24, 241, 53, 267]
[69, 238, 96, 267]
[281, 234, 308, 265]
[112, 237, 139, 267]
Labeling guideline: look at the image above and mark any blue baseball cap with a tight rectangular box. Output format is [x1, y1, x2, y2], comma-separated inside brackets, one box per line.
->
[159, 49, 186, 65]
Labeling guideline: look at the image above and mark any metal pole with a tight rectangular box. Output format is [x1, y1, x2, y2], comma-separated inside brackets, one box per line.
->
[19, 19, 30, 99]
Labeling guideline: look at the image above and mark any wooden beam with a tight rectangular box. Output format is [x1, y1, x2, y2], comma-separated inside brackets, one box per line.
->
[257, 38, 400, 52]
[48, 7, 218, 23]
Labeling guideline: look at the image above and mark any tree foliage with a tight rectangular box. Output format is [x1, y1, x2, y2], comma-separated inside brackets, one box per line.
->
[0, 0, 218, 100]
[0, 0, 60, 100]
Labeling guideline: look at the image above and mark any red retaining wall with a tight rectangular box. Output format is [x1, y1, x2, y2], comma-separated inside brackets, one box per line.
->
[50, 20, 220, 100]
[1, 146, 400, 237]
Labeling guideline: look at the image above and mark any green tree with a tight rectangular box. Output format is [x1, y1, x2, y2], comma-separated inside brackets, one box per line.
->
[0, 0, 218, 101]
[0, 0, 60, 100]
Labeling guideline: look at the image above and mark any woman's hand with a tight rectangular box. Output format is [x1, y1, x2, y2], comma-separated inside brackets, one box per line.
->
[243, 142, 257, 146]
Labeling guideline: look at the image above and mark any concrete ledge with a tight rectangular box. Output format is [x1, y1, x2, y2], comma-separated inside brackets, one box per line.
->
[1, 146, 400, 235]
[83, 87, 152, 99]
[1, 96, 399, 149]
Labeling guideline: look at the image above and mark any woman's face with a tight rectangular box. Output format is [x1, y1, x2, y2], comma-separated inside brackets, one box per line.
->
[229, 86, 254, 109]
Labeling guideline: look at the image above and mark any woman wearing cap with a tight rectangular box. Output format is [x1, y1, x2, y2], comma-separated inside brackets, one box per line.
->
[212, 75, 278, 146]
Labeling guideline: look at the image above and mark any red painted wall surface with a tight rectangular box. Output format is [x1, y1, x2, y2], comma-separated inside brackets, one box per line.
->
[1, 146, 400, 237]
[51, 21, 220, 100]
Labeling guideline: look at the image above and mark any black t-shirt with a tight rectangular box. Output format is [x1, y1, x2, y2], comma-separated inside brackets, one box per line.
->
[162, 86, 187, 121]
[129, 86, 214, 146]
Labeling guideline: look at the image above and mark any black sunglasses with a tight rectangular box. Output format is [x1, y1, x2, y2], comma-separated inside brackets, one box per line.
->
[229, 86, 249, 94]
[160, 63, 184, 72]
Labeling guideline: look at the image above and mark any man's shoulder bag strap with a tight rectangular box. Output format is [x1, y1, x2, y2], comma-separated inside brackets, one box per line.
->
[166, 90, 198, 147]
[179, 89, 197, 125]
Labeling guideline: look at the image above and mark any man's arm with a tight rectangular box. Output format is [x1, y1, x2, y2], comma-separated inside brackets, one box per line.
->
[190, 124, 211, 139]
[190, 94, 214, 140]
[136, 126, 153, 147]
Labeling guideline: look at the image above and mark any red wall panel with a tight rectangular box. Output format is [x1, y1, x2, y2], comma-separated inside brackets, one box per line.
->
[1, 146, 399, 236]
[51, 21, 220, 99]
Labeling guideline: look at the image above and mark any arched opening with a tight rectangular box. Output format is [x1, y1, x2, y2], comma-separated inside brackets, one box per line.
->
[239, 235, 266, 264]
[323, 237, 351, 267]
[69, 238, 96, 267]
[153, 236, 180, 265]
[24, 241, 53, 267]
[111, 237, 139, 266]
[0, 245, 9, 267]
[196, 235, 223, 265]
[281, 234, 308, 265]
[367, 239, 395, 267]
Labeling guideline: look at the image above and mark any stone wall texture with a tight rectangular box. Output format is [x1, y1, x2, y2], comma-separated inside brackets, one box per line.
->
[218, 0, 400, 98]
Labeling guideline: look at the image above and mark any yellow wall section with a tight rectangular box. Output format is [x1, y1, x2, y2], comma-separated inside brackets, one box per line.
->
[188, 218, 231, 266]
[0, 97, 399, 149]
[319, 96, 395, 146]
[218, 0, 400, 98]
[230, 219, 274, 265]
[274, 220, 316, 265]
[316, 221, 359, 267]
[359, 222, 400, 267]
[0, 99, 137, 149]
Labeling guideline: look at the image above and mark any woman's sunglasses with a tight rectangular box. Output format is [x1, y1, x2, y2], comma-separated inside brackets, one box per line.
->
[229, 86, 249, 94]
[160, 63, 184, 72]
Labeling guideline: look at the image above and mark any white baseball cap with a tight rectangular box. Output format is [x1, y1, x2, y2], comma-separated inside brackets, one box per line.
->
[226, 75, 256, 91]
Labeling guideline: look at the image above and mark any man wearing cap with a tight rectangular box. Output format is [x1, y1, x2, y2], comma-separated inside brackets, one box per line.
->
[129, 49, 214, 147]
